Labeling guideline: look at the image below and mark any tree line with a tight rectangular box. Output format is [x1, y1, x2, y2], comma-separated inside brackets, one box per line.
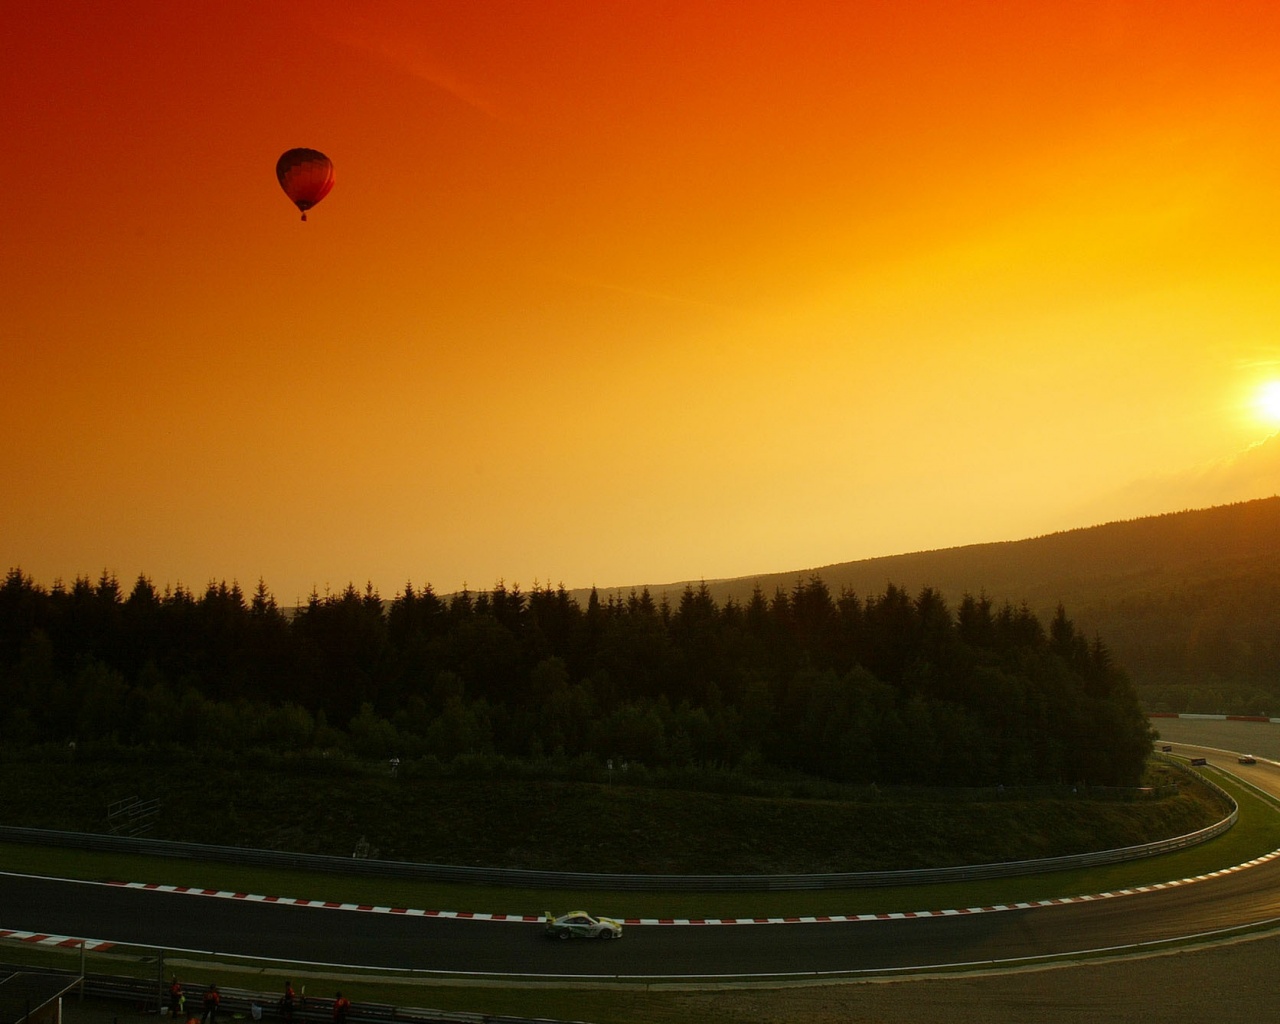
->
[1070, 567, 1280, 717]
[0, 568, 1153, 786]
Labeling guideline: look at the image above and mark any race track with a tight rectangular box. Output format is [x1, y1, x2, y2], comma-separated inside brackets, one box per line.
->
[5, 722, 1280, 980]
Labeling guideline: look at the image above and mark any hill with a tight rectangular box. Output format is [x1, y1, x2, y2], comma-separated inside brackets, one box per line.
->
[578, 497, 1280, 710]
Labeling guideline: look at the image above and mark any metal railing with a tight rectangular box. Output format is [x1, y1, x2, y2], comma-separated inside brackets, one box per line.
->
[3, 967, 574, 1024]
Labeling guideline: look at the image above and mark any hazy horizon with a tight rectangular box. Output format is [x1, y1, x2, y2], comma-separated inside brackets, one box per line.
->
[10, 493, 1278, 608]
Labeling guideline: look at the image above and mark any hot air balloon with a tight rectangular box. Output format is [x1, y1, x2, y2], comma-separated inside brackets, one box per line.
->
[276, 148, 334, 221]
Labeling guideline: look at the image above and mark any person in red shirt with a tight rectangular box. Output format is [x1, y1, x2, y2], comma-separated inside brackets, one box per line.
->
[169, 977, 185, 1019]
[332, 992, 350, 1024]
[201, 984, 220, 1024]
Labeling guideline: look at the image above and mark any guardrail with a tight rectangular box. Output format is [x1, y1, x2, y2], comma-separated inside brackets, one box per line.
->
[2, 967, 565, 1024]
[0, 756, 1237, 891]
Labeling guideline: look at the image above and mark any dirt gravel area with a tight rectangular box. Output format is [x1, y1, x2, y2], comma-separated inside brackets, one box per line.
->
[663, 931, 1280, 1023]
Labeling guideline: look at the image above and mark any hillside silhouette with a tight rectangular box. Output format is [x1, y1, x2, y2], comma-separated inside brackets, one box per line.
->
[585, 497, 1280, 712]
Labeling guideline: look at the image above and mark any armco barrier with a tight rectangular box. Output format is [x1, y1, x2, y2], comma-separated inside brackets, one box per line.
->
[0, 968, 539, 1024]
[0, 757, 1236, 892]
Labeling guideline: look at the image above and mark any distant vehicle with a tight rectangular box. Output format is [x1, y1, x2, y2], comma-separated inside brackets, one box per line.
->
[544, 911, 623, 940]
[1238, 754, 1257, 765]
[1190, 757, 1208, 766]
[1161, 744, 1173, 752]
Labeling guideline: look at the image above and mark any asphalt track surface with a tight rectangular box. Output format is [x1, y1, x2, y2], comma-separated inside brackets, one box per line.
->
[5, 721, 1280, 981]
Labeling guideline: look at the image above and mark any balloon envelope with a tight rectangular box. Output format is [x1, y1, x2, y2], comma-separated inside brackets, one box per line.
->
[276, 148, 334, 220]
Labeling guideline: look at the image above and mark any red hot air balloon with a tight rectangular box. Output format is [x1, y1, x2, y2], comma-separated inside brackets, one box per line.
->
[276, 148, 334, 221]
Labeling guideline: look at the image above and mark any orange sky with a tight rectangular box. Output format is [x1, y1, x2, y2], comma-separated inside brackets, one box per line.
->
[5, 0, 1280, 603]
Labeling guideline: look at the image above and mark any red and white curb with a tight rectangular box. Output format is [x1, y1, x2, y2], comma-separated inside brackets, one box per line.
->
[106, 847, 1280, 926]
[0, 929, 113, 950]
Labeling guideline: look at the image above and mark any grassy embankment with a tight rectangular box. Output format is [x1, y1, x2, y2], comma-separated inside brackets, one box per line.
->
[0, 755, 1230, 882]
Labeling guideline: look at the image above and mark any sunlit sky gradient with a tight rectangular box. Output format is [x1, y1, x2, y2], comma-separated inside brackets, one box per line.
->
[6, 1, 1280, 604]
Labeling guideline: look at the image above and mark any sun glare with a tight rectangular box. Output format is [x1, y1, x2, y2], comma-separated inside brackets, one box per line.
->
[1256, 380, 1280, 428]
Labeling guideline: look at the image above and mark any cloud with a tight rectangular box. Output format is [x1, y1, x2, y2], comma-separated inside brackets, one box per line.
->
[328, 21, 502, 120]
[1088, 433, 1280, 521]
[531, 265, 741, 315]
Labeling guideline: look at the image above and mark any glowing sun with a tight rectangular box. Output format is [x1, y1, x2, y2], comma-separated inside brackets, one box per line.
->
[1256, 380, 1280, 428]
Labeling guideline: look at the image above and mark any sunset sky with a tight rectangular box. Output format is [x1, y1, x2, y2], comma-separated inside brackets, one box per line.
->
[6, 0, 1280, 604]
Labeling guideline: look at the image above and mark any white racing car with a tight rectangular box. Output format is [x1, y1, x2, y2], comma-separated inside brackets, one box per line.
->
[543, 911, 623, 940]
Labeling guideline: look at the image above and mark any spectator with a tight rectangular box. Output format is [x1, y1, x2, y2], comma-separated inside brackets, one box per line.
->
[280, 980, 296, 1024]
[202, 983, 220, 1024]
[332, 992, 350, 1024]
[169, 977, 185, 1019]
